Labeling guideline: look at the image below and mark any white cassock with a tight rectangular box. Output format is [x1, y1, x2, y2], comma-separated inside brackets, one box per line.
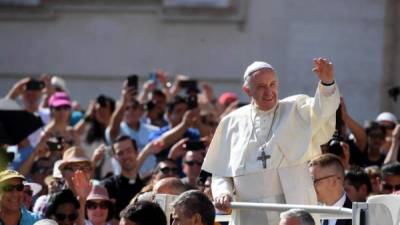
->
[202, 82, 340, 225]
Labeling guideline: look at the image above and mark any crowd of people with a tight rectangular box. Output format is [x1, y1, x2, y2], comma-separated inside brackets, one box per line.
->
[0, 63, 399, 225]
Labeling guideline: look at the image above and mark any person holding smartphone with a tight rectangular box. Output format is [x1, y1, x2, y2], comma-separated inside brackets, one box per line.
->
[105, 77, 160, 176]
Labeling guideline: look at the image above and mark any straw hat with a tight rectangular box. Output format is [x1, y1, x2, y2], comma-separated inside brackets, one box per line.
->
[58, 146, 91, 171]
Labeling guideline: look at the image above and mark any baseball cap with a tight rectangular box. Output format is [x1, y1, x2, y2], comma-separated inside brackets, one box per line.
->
[0, 169, 25, 183]
[48, 92, 71, 108]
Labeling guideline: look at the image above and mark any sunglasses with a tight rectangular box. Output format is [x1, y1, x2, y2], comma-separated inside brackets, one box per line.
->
[382, 183, 400, 191]
[86, 201, 109, 210]
[54, 105, 71, 111]
[184, 160, 203, 166]
[63, 164, 92, 173]
[0, 183, 24, 192]
[159, 167, 178, 174]
[312, 174, 337, 185]
[54, 213, 78, 221]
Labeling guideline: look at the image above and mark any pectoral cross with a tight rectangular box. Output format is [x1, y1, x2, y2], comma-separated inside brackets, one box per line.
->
[257, 149, 270, 169]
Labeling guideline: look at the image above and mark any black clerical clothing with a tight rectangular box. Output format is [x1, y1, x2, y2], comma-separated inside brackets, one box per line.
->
[101, 174, 144, 217]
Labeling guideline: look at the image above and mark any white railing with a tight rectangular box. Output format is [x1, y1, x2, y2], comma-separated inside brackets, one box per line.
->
[230, 202, 353, 219]
[215, 201, 354, 223]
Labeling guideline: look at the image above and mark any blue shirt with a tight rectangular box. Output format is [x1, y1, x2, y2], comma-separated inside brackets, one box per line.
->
[7, 145, 35, 171]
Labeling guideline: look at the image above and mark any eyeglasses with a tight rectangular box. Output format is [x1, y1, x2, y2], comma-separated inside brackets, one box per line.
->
[312, 174, 338, 185]
[184, 160, 203, 167]
[382, 183, 400, 191]
[54, 213, 78, 221]
[0, 183, 24, 192]
[159, 167, 178, 174]
[53, 105, 71, 111]
[63, 164, 92, 173]
[86, 201, 109, 210]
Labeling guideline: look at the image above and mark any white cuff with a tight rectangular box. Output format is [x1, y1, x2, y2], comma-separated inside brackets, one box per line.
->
[319, 81, 336, 97]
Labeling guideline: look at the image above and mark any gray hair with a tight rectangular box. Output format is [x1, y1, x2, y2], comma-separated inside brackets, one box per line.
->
[280, 209, 315, 225]
[171, 190, 215, 225]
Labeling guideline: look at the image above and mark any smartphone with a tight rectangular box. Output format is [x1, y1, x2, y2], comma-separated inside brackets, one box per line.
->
[149, 72, 158, 84]
[127, 74, 138, 90]
[26, 79, 45, 91]
[46, 136, 64, 151]
[187, 95, 198, 110]
[185, 140, 206, 151]
[180, 80, 198, 89]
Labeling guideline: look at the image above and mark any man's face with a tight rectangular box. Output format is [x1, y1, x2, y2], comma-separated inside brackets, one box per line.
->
[22, 90, 41, 109]
[344, 179, 367, 202]
[172, 206, 196, 225]
[182, 151, 204, 179]
[367, 129, 385, 151]
[61, 161, 92, 191]
[155, 161, 179, 181]
[381, 175, 400, 194]
[124, 102, 143, 125]
[113, 139, 137, 172]
[243, 69, 278, 111]
[309, 165, 338, 204]
[0, 178, 24, 212]
[152, 94, 167, 113]
[168, 103, 188, 126]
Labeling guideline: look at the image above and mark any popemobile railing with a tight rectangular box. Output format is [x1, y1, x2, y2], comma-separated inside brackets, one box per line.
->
[216, 198, 399, 225]
[155, 194, 400, 225]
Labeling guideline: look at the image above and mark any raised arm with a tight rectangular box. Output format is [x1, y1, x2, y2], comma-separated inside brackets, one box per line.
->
[107, 82, 134, 142]
[384, 124, 400, 165]
[313, 57, 334, 85]
[156, 109, 199, 148]
[74, 100, 96, 135]
[6, 77, 30, 100]
[340, 97, 367, 152]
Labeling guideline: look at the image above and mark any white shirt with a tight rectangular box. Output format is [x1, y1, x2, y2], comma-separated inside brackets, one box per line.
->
[326, 193, 347, 225]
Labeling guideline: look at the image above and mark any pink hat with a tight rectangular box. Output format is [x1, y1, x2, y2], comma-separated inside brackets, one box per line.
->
[218, 92, 238, 106]
[87, 185, 112, 202]
[48, 92, 71, 108]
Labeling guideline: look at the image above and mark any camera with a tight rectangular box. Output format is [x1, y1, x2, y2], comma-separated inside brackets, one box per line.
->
[26, 79, 45, 91]
[179, 80, 197, 89]
[327, 131, 344, 157]
[46, 136, 64, 151]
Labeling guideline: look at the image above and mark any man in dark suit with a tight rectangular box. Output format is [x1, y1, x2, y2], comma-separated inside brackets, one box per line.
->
[309, 153, 352, 225]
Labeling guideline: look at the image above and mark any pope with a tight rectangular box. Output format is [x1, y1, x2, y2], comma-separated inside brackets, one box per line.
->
[202, 58, 340, 225]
